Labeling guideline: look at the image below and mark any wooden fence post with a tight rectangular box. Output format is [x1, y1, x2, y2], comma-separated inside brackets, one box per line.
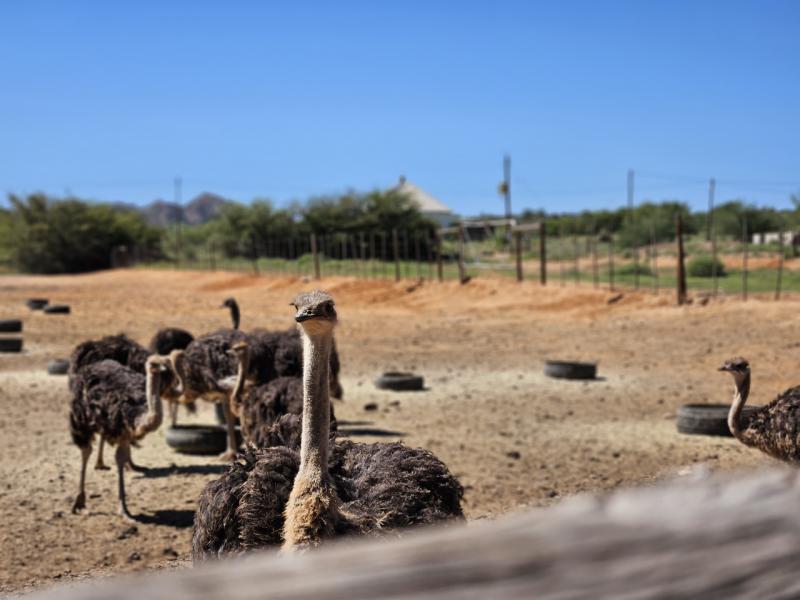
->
[436, 230, 444, 282]
[539, 222, 547, 285]
[573, 233, 580, 286]
[208, 241, 216, 272]
[311, 233, 320, 280]
[558, 224, 565, 287]
[711, 221, 719, 297]
[742, 217, 749, 302]
[392, 229, 401, 282]
[414, 231, 422, 279]
[250, 235, 259, 275]
[591, 236, 599, 289]
[457, 223, 467, 284]
[515, 230, 523, 282]
[426, 232, 434, 281]
[775, 224, 784, 301]
[651, 223, 659, 294]
[608, 235, 615, 291]
[676, 214, 687, 305]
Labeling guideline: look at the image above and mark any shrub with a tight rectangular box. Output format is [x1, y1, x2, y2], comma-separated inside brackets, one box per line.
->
[687, 255, 726, 278]
[617, 262, 652, 276]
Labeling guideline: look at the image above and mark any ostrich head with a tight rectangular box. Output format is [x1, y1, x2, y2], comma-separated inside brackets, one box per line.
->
[719, 356, 750, 386]
[221, 297, 240, 330]
[291, 290, 337, 336]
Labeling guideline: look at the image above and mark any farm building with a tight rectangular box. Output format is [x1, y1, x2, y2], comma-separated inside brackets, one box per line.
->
[751, 231, 798, 245]
[393, 176, 458, 228]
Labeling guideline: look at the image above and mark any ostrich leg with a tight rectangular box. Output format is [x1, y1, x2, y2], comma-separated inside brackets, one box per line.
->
[219, 398, 238, 461]
[169, 401, 179, 428]
[72, 445, 91, 513]
[115, 441, 135, 521]
[94, 437, 110, 470]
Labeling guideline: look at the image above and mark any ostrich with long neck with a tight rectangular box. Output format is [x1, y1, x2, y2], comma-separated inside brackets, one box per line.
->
[721, 357, 800, 464]
[222, 298, 240, 330]
[70, 355, 167, 520]
[168, 339, 250, 460]
[192, 290, 463, 560]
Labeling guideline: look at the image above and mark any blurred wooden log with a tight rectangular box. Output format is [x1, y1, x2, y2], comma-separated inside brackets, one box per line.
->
[33, 468, 800, 599]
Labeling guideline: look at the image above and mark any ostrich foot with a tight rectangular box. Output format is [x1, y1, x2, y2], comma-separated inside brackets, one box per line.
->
[125, 459, 147, 473]
[119, 506, 137, 523]
[218, 449, 237, 462]
[71, 492, 86, 514]
[94, 460, 110, 471]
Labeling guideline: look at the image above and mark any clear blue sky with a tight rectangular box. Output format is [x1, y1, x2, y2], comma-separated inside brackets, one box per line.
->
[1, 1, 798, 216]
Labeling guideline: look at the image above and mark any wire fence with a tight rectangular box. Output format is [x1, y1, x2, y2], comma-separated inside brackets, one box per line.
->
[119, 220, 800, 302]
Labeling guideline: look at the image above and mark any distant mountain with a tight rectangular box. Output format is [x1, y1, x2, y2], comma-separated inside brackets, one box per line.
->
[140, 192, 231, 227]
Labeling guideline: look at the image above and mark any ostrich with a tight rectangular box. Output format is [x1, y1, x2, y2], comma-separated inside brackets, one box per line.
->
[168, 333, 253, 460]
[721, 357, 800, 463]
[192, 290, 463, 560]
[234, 376, 337, 448]
[148, 327, 196, 427]
[69, 334, 151, 470]
[222, 298, 240, 330]
[70, 355, 167, 520]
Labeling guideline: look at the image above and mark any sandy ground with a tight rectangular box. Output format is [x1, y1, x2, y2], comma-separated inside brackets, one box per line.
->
[1, 269, 798, 594]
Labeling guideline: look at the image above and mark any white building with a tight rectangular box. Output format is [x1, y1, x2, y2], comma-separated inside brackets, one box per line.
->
[392, 176, 458, 228]
[752, 231, 796, 245]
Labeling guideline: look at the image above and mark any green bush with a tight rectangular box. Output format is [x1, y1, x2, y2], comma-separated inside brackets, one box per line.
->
[617, 262, 652, 276]
[688, 255, 726, 278]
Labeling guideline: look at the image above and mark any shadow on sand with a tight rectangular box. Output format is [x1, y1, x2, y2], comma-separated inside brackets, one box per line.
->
[133, 464, 227, 479]
[135, 509, 195, 528]
[339, 427, 405, 437]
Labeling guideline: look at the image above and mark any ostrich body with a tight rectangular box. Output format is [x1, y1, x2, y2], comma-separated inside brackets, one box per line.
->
[68, 334, 152, 470]
[149, 327, 196, 426]
[169, 332, 253, 460]
[191, 291, 463, 561]
[722, 357, 800, 464]
[70, 356, 166, 520]
[236, 377, 337, 448]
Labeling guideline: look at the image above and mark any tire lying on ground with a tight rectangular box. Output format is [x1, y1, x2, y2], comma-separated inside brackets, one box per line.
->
[43, 304, 70, 314]
[164, 425, 242, 455]
[374, 372, 425, 392]
[676, 403, 761, 437]
[0, 338, 23, 353]
[47, 359, 70, 375]
[0, 319, 22, 333]
[544, 360, 597, 380]
[26, 298, 49, 310]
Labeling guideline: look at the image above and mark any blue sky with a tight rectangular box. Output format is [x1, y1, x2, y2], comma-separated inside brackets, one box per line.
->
[1, 1, 798, 216]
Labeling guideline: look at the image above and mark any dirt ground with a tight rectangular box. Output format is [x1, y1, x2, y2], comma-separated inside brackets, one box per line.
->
[1, 269, 798, 594]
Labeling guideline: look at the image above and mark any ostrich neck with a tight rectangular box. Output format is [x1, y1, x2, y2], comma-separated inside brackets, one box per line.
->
[727, 372, 752, 443]
[230, 352, 250, 417]
[299, 328, 332, 478]
[230, 305, 240, 330]
[173, 356, 188, 397]
[137, 370, 163, 436]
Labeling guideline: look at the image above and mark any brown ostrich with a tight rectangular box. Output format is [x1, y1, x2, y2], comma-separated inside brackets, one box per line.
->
[233, 376, 337, 448]
[168, 333, 253, 460]
[192, 290, 463, 561]
[70, 355, 167, 520]
[148, 327, 196, 427]
[721, 357, 800, 463]
[68, 334, 152, 470]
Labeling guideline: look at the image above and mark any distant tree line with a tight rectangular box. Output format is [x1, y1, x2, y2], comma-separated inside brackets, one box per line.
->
[1, 189, 798, 274]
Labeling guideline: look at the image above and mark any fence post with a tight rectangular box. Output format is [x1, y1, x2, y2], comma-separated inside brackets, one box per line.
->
[311, 233, 320, 280]
[558, 224, 565, 287]
[591, 235, 598, 289]
[650, 223, 659, 294]
[435, 230, 444, 282]
[539, 222, 547, 285]
[608, 235, 615, 291]
[573, 233, 580, 286]
[676, 214, 687, 305]
[711, 219, 719, 297]
[457, 223, 467, 284]
[775, 223, 784, 301]
[414, 231, 422, 279]
[742, 217, 749, 301]
[426, 232, 434, 281]
[209, 241, 216, 272]
[370, 232, 377, 279]
[392, 229, 401, 282]
[515, 229, 523, 282]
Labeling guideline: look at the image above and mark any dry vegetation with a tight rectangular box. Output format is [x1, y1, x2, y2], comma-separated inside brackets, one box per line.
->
[1, 270, 797, 594]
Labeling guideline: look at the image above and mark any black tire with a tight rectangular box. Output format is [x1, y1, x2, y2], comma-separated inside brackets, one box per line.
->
[676, 403, 761, 437]
[47, 359, 70, 375]
[374, 372, 425, 392]
[26, 298, 49, 310]
[0, 338, 23, 353]
[44, 304, 70, 314]
[164, 425, 242, 455]
[0, 319, 22, 333]
[544, 361, 597, 380]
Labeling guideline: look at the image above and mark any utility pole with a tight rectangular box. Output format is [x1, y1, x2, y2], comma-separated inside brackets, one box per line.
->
[706, 177, 716, 242]
[503, 154, 511, 221]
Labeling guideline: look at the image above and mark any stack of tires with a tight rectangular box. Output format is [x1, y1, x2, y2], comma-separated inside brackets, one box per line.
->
[0, 319, 23, 353]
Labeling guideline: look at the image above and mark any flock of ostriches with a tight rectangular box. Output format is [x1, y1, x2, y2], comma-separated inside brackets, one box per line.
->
[66, 289, 800, 561]
[67, 291, 464, 559]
